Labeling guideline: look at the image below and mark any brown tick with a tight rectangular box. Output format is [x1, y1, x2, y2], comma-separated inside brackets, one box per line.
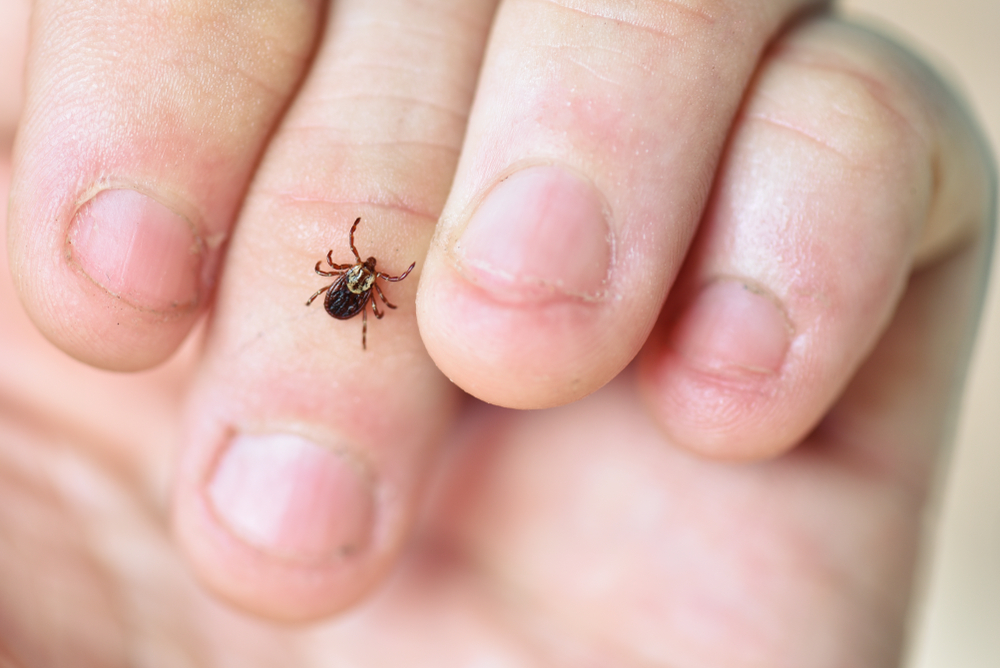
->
[306, 217, 416, 350]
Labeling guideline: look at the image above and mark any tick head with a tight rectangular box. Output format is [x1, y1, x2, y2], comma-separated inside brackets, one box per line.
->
[346, 264, 376, 294]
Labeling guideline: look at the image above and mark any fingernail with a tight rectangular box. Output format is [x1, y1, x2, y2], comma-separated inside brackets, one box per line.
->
[67, 189, 202, 311]
[453, 165, 611, 301]
[207, 433, 374, 564]
[669, 280, 791, 375]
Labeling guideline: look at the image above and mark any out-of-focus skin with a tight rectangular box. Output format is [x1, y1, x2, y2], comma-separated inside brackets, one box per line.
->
[1, 0, 995, 666]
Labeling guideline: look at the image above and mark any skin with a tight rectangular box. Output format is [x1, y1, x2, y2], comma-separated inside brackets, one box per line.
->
[1, 0, 995, 665]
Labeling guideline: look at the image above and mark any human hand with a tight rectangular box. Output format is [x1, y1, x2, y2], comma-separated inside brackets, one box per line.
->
[3, 0, 994, 665]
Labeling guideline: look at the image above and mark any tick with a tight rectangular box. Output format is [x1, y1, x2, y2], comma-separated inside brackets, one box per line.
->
[306, 217, 416, 350]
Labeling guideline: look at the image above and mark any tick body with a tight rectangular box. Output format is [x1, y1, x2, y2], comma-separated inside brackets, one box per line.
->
[306, 217, 416, 350]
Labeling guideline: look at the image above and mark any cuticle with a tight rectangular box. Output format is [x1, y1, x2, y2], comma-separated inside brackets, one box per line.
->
[70, 181, 203, 243]
[65, 183, 209, 314]
[708, 275, 796, 337]
[214, 422, 378, 492]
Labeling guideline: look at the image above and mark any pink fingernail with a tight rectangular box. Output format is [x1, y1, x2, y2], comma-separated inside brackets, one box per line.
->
[67, 189, 202, 311]
[454, 165, 612, 301]
[207, 433, 374, 564]
[669, 280, 791, 375]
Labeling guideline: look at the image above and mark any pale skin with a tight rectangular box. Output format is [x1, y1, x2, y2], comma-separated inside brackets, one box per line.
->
[1, 0, 995, 666]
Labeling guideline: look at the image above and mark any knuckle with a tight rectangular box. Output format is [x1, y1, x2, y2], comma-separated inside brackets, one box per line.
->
[39, 0, 318, 144]
[528, 0, 772, 40]
[512, 0, 777, 81]
[755, 20, 995, 260]
[750, 22, 938, 174]
[749, 45, 931, 173]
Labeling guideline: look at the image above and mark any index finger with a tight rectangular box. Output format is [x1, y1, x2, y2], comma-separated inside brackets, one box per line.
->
[8, 0, 321, 369]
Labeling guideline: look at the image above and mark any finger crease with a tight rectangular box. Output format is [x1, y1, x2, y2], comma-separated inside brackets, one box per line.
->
[277, 134, 462, 155]
[262, 194, 442, 225]
[311, 93, 469, 122]
[771, 49, 931, 152]
[745, 112, 854, 164]
[529, 0, 717, 40]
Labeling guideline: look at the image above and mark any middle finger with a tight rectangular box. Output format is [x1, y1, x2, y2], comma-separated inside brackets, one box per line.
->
[173, 0, 497, 620]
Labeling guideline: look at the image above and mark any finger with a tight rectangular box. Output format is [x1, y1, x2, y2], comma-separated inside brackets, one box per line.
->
[636, 19, 994, 459]
[7, 0, 321, 370]
[416, 0, 820, 409]
[434, 220, 991, 666]
[173, 0, 496, 620]
[0, 0, 28, 144]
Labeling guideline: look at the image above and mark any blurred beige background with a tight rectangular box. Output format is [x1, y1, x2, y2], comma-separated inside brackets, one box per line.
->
[835, 0, 1000, 666]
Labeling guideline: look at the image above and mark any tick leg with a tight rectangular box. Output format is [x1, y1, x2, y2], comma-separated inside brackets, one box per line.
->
[306, 284, 332, 306]
[325, 250, 353, 270]
[315, 260, 342, 277]
[349, 217, 362, 263]
[378, 262, 416, 283]
[371, 296, 386, 319]
[373, 282, 397, 310]
[361, 306, 368, 350]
